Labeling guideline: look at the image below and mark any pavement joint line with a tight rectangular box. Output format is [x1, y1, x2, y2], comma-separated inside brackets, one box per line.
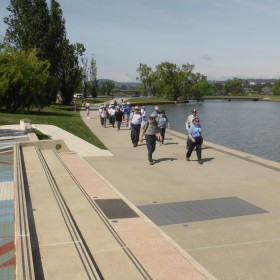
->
[186, 237, 280, 251]
[33, 240, 82, 248]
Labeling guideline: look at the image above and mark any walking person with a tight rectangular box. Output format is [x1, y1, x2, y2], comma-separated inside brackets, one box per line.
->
[115, 107, 124, 131]
[108, 105, 116, 128]
[124, 102, 131, 127]
[186, 108, 198, 149]
[85, 102, 90, 118]
[100, 105, 108, 128]
[157, 109, 169, 145]
[129, 106, 143, 147]
[186, 116, 203, 164]
[140, 114, 161, 165]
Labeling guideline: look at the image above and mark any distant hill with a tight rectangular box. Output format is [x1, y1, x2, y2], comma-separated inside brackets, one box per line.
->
[98, 79, 141, 89]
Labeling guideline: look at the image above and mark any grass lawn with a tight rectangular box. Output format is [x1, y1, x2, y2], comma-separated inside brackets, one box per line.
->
[0, 104, 107, 149]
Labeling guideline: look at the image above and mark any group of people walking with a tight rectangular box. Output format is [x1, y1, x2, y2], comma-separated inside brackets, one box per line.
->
[94, 101, 203, 165]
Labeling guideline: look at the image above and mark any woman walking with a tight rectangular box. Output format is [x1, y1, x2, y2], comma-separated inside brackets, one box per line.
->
[186, 116, 203, 164]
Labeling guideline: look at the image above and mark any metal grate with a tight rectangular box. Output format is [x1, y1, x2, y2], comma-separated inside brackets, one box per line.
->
[94, 199, 139, 219]
[137, 197, 269, 226]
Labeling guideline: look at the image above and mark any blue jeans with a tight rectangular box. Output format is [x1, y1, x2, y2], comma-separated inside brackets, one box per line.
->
[145, 134, 156, 162]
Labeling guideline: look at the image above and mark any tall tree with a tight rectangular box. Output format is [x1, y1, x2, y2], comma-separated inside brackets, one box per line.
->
[89, 54, 98, 98]
[3, 0, 85, 105]
[60, 42, 85, 104]
[4, 0, 50, 59]
[137, 63, 157, 96]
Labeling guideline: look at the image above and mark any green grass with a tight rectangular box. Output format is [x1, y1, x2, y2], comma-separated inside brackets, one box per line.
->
[33, 128, 51, 140]
[0, 104, 107, 149]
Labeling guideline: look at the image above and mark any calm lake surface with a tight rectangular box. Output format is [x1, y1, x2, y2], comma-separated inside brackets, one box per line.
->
[146, 101, 280, 163]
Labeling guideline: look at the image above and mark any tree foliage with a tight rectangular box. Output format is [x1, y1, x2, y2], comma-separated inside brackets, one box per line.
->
[99, 81, 115, 96]
[89, 54, 98, 98]
[272, 80, 280, 96]
[0, 47, 51, 112]
[2, 0, 85, 108]
[137, 62, 210, 100]
[223, 78, 244, 96]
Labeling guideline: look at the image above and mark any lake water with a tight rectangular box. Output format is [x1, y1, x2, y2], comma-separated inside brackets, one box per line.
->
[145, 101, 280, 163]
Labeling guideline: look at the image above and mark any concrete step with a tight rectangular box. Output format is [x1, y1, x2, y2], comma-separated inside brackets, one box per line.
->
[20, 145, 150, 279]
[21, 145, 102, 279]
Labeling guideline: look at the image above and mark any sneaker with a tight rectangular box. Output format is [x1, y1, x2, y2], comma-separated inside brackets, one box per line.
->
[198, 160, 203, 164]
[186, 158, 190, 161]
[149, 161, 154, 165]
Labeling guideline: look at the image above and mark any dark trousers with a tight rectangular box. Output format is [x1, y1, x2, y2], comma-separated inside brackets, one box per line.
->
[186, 137, 202, 161]
[145, 134, 156, 162]
[101, 117, 106, 127]
[109, 116, 115, 127]
[116, 121, 122, 130]
[130, 124, 141, 145]
[159, 128, 166, 144]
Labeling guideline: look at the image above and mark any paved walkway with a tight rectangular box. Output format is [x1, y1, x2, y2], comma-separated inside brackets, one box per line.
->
[78, 105, 280, 280]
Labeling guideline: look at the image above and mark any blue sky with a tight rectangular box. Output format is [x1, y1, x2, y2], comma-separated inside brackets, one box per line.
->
[1, 0, 280, 82]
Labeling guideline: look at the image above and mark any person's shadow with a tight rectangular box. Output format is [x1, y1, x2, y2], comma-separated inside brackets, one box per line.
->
[200, 157, 214, 163]
[154, 157, 177, 164]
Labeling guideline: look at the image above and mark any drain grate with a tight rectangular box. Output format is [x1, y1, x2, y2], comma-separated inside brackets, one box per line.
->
[94, 199, 139, 219]
[137, 197, 269, 226]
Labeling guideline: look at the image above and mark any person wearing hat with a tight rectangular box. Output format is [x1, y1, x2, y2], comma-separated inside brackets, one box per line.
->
[186, 108, 198, 149]
[157, 109, 169, 145]
[151, 106, 160, 119]
[186, 116, 203, 164]
[115, 106, 124, 131]
[140, 114, 161, 165]
[129, 106, 143, 147]
[186, 109, 198, 130]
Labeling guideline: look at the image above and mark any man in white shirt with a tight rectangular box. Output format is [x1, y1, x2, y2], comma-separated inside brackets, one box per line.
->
[129, 106, 143, 147]
[186, 109, 198, 148]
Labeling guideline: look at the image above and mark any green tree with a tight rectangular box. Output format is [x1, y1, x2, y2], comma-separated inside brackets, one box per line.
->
[99, 81, 115, 96]
[223, 78, 244, 95]
[155, 62, 179, 100]
[3, 0, 85, 105]
[60, 42, 85, 104]
[272, 80, 280, 95]
[4, 0, 50, 59]
[137, 63, 157, 96]
[0, 47, 51, 112]
[190, 80, 212, 101]
[89, 54, 98, 98]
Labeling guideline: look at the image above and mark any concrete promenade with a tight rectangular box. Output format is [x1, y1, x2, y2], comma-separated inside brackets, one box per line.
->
[77, 104, 280, 280]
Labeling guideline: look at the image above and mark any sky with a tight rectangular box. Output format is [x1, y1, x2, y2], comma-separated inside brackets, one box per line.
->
[1, 0, 280, 82]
